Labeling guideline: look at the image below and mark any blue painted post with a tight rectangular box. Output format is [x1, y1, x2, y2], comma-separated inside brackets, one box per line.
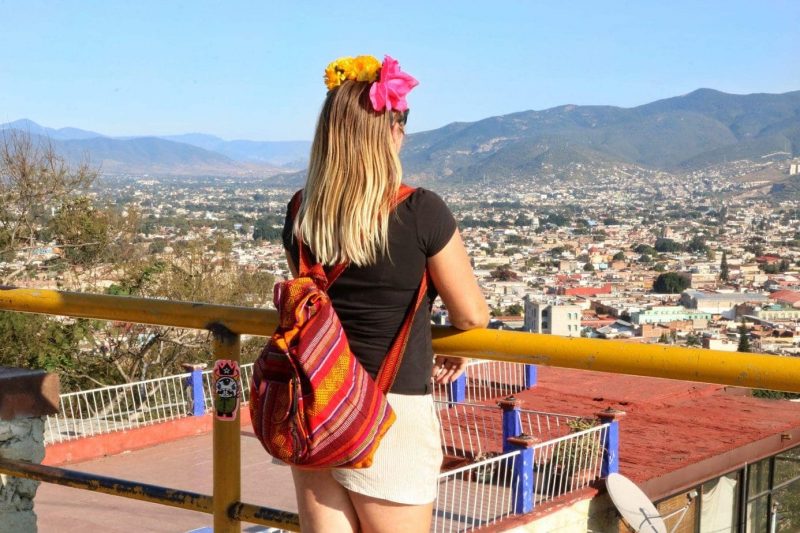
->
[596, 408, 625, 477]
[499, 396, 522, 453]
[183, 363, 208, 416]
[447, 373, 466, 404]
[524, 364, 537, 389]
[507, 435, 538, 515]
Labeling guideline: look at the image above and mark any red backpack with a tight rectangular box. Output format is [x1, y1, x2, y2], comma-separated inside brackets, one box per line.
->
[249, 186, 426, 468]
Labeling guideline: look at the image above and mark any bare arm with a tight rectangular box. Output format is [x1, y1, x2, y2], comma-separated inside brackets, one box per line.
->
[428, 229, 489, 384]
[428, 229, 489, 330]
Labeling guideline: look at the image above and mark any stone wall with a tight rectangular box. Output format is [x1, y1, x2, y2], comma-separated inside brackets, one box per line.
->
[0, 417, 45, 533]
[0, 367, 60, 533]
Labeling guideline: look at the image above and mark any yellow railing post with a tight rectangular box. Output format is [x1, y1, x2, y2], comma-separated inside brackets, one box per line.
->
[210, 325, 242, 533]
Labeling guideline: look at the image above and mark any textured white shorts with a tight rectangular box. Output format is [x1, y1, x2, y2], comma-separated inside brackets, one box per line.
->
[331, 393, 443, 505]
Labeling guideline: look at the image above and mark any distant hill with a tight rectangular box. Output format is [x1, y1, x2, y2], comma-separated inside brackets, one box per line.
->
[162, 134, 310, 169]
[5, 89, 798, 180]
[1, 121, 289, 176]
[0, 119, 104, 140]
[54, 135, 248, 175]
[401, 89, 800, 183]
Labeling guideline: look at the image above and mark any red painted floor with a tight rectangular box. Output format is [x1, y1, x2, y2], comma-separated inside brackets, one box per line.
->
[514, 366, 800, 489]
[35, 431, 294, 533]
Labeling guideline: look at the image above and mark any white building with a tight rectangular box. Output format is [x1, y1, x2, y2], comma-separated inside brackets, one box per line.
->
[679, 290, 769, 319]
[523, 296, 582, 337]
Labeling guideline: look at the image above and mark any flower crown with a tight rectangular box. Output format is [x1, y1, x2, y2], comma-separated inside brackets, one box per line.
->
[324, 54, 418, 113]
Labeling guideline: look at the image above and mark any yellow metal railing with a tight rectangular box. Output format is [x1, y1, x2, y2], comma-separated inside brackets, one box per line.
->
[1, 286, 800, 532]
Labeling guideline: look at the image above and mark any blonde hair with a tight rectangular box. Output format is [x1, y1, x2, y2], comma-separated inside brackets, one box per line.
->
[295, 80, 403, 267]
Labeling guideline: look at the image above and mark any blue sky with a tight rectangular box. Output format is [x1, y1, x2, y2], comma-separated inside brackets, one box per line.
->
[1, 1, 798, 141]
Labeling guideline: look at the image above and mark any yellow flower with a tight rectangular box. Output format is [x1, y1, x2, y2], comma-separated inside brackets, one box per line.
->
[324, 57, 353, 90]
[353, 55, 380, 82]
[323, 55, 381, 90]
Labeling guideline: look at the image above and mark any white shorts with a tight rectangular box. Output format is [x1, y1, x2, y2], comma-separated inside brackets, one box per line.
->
[331, 393, 443, 505]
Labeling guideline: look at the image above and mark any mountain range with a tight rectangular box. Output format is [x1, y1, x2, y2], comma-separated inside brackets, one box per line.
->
[401, 88, 800, 183]
[0, 119, 310, 176]
[3, 88, 798, 180]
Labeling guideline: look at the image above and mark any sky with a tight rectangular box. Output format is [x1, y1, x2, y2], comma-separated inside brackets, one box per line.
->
[1, 1, 798, 141]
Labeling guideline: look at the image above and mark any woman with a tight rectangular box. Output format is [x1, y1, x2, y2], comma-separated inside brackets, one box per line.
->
[282, 55, 488, 533]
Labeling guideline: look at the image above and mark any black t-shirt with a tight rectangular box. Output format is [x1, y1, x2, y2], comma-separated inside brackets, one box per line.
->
[282, 188, 457, 395]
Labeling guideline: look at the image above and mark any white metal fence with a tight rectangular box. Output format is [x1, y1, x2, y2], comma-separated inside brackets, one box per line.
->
[433, 360, 527, 402]
[435, 401, 588, 459]
[46, 360, 528, 446]
[45, 372, 192, 445]
[529, 423, 609, 506]
[520, 408, 585, 442]
[437, 401, 503, 460]
[45, 363, 257, 445]
[433, 423, 609, 532]
[433, 450, 521, 533]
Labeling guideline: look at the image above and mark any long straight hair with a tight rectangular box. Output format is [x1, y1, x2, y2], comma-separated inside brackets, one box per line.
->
[295, 80, 403, 266]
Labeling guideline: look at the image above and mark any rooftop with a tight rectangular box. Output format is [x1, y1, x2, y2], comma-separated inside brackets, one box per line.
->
[513, 366, 800, 498]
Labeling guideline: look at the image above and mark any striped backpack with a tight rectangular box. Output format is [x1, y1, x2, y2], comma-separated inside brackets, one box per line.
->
[249, 185, 426, 468]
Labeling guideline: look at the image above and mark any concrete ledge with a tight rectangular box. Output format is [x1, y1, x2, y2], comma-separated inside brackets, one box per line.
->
[0, 367, 60, 421]
[45, 408, 253, 466]
[478, 486, 620, 533]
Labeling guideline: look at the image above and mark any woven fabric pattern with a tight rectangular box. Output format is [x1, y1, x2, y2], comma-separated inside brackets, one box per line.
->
[250, 273, 395, 468]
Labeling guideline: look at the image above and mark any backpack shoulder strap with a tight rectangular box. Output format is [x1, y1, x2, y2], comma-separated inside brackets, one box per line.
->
[374, 268, 427, 393]
[374, 185, 426, 393]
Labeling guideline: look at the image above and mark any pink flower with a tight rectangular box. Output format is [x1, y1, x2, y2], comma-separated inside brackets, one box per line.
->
[369, 55, 419, 112]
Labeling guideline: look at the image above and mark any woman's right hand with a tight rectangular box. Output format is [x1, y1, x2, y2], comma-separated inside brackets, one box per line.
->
[432, 355, 470, 384]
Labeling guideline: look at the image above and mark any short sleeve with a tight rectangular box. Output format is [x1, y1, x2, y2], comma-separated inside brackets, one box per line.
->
[412, 188, 458, 257]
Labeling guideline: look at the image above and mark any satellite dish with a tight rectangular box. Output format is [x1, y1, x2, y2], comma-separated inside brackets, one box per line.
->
[606, 473, 667, 533]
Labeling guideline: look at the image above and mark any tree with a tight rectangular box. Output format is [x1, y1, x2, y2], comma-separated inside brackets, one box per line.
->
[0, 311, 92, 391]
[504, 304, 523, 316]
[654, 238, 684, 253]
[513, 213, 532, 227]
[0, 130, 96, 282]
[48, 196, 111, 266]
[490, 265, 520, 281]
[543, 213, 569, 227]
[252, 215, 283, 241]
[634, 244, 656, 255]
[720, 251, 729, 282]
[737, 320, 751, 353]
[612, 251, 625, 261]
[583, 262, 595, 272]
[686, 235, 710, 255]
[653, 272, 691, 294]
[73, 241, 277, 389]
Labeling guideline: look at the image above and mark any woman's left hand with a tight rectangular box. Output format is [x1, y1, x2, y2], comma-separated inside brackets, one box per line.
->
[432, 356, 470, 384]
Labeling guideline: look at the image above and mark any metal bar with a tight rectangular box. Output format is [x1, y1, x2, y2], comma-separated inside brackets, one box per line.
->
[2, 286, 799, 392]
[0, 286, 273, 334]
[211, 326, 242, 533]
[430, 327, 800, 393]
[229, 502, 301, 531]
[0, 457, 213, 514]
